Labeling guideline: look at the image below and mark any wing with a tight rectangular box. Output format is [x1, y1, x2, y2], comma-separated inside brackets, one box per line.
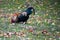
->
[15, 12, 29, 23]
[11, 12, 29, 23]
[21, 12, 27, 16]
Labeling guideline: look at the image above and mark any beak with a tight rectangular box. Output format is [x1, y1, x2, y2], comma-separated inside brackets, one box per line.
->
[33, 8, 35, 15]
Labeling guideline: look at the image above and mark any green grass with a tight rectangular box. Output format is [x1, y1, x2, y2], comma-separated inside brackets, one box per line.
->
[0, 0, 60, 40]
[0, 14, 60, 40]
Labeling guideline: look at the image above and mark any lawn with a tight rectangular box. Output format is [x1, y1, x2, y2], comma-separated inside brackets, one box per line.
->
[0, 0, 60, 40]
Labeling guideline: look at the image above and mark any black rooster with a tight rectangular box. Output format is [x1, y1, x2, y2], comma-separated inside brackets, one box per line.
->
[11, 7, 35, 23]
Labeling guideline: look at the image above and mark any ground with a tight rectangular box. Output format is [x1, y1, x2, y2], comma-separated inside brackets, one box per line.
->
[0, 0, 60, 40]
[0, 14, 60, 40]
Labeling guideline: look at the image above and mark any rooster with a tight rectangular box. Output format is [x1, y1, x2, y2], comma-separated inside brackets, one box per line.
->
[11, 7, 35, 23]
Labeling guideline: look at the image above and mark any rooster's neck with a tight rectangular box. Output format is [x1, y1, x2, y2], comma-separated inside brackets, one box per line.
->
[25, 9, 32, 15]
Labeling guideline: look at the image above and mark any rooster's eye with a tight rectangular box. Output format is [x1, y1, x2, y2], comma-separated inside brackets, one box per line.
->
[31, 9, 33, 11]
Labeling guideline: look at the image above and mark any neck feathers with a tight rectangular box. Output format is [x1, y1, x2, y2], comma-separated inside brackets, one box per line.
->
[25, 8, 32, 15]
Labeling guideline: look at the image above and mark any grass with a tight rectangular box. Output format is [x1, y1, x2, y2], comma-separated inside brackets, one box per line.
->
[0, 0, 60, 40]
[0, 14, 60, 40]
